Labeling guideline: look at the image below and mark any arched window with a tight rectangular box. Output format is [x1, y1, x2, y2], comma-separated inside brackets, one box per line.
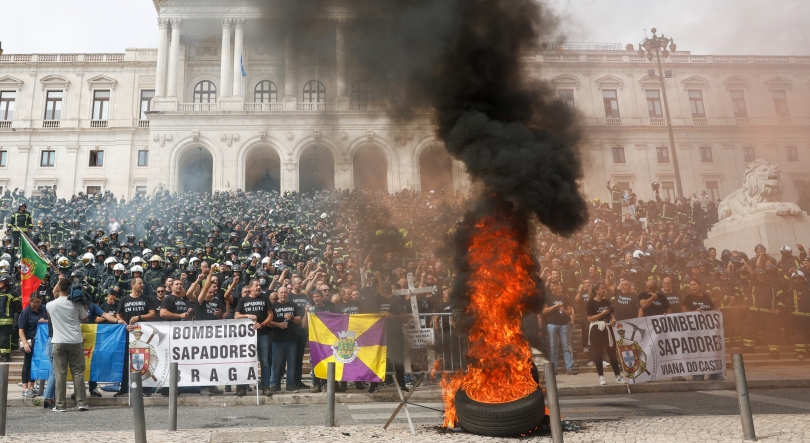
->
[254, 81, 277, 103]
[303, 80, 326, 103]
[351, 81, 374, 103]
[193, 81, 217, 104]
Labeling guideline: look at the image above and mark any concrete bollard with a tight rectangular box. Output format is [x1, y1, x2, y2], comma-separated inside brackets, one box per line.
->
[543, 363, 563, 443]
[733, 354, 756, 441]
[131, 372, 147, 443]
[169, 362, 178, 431]
[325, 362, 336, 427]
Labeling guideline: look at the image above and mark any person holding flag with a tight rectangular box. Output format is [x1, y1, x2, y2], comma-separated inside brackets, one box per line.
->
[20, 233, 51, 309]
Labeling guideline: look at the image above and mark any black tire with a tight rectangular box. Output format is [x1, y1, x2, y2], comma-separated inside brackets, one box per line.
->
[455, 388, 546, 437]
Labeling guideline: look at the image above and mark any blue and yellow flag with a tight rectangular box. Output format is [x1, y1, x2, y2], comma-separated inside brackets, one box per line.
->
[308, 313, 387, 382]
[30, 323, 126, 383]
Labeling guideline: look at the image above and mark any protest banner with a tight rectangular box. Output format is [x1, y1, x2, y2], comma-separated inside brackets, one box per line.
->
[308, 312, 387, 382]
[404, 328, 435, 349]
[611, 311, 726, 383]
[129, 319, 258, 389]
[31, 323, 126, 382]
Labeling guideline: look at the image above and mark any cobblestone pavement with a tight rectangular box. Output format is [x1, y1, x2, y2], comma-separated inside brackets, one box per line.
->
[0, 414, 806, 442]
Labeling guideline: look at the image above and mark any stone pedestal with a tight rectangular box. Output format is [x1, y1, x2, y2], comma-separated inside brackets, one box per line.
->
[218, 97, 243, 111]
[706, 212, 810, 258]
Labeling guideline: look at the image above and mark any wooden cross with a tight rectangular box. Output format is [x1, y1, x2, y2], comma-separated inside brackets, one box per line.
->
[392, 273, 437, 327]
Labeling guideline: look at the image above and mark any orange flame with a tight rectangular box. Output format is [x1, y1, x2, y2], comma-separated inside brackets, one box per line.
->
[441, 212, 538, 427]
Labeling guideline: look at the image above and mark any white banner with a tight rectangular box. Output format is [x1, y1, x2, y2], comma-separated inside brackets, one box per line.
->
[128, 319, 258, 388]
[610, 311, 726, 384]
[404, 328, 435, 349]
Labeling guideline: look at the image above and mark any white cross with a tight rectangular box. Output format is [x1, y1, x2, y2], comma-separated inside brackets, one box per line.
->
[392, 273, 437, 327]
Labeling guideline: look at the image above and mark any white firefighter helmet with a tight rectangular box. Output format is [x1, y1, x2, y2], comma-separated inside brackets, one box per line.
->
[113, 263, 126, 272]
[179, 258, 188, 267]
[130, 265, 144, 274]
[632, 250, 644, 260]
[261, 257, 271, 264]
[250, 252, 261, 260]
[131, 257, 145, 266]
[0, 260, 8, 271]
[142, 249, 153, 258]
[104, 257, 118, 265]
[82, 252, 95, 264]
[57, 256, 70, 268]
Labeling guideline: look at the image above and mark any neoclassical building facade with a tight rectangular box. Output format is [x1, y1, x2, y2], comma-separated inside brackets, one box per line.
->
[1, 0, 809, 204]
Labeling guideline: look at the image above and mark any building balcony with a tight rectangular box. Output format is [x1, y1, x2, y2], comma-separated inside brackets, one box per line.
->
[179, 103, 218, 112]
[606, 118, 622, 126]
[650, 118, 666, 126]
[90, 120, 108, 128]
[244, 103, 284, 111]
[349, 102, 389, 111]
[583, 116, 810, 128]
[42, 120, 60, 128]
[692, 118, 708, 126]
[137, 119, 150, 128]
[0, 121, 11, 129]
[297, 102, 336, 111]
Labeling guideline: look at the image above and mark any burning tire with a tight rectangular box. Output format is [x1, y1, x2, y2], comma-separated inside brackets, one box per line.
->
[455, 388, 546, 437]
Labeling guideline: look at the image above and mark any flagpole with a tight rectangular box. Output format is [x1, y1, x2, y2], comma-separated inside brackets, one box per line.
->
[19, 231, 59, 273]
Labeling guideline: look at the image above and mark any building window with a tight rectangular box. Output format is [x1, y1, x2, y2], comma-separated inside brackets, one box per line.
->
[656, 146, 670, 163]
[86, 186, 101, 195]
[772, 90, 790, 118]
[705, 181, 720, 201]
[351, 81, 374, 103]
[92, 90, 110, 120]
[139, 90, 154, 119]
[602, 90, 620, 118]
[89, 150, 104, 167]
[303, 80, 326, 103]
[743, 146, 756, 163]
[136, 186, 147, 196]
[0, 92, 15, 120]
[40, 150, 55, 167]
[0, 150, 7, 167]
[611, 147, 626, 164]
[254, 81, 277, 103]
[730, 90, 747, 118]
[646, 90, 663, 118]
[137, 150, 149, 167]
[661, 181, 675, 202]
[787, 146, 799, 162]
[193, 81, 217, 103]
[688, 90, 706, 118]
[558, 89, 574, 109]
[700, 146, 713, 163]
[44, 91, 62, 120]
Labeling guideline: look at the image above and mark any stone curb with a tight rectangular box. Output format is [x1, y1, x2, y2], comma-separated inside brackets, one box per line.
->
[10, 377, 810, 407]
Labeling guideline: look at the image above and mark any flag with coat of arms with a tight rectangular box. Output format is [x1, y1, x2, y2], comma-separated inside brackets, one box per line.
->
[308, 312, 387, 382]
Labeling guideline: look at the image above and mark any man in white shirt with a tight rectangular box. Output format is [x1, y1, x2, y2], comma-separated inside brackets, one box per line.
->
[47, 277, 89, 412]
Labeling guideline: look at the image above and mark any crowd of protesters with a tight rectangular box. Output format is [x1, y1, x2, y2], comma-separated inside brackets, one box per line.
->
[0, 178, 806, 404]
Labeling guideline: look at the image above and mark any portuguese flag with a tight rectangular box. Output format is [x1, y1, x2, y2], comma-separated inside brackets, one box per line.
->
[20, 235, 48, 308]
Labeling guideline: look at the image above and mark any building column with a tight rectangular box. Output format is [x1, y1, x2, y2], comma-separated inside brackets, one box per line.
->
[232, 18, 245, 98]
[284, 30, 296, 110]
[335, 18, 349, 110]
[155, 19, 169, 97]
[167, 19, 182, 98]
[220, 18, 232, 98]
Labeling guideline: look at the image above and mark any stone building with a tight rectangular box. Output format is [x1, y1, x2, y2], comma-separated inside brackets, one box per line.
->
[0, 0, 809, 204]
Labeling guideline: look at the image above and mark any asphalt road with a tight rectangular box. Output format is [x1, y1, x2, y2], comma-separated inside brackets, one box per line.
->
[5, 388, 810, 434]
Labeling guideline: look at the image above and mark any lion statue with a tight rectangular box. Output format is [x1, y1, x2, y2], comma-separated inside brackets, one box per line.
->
[717, 158, 803, 222]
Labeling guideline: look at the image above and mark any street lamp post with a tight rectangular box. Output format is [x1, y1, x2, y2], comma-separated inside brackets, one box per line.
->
[639, 28, 683, 199]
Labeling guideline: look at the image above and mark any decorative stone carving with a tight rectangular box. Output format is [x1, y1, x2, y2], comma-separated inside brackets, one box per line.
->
[259, 132, 267, 141]
[394, 132, 414, 146]
[153, 134, 172, 147]
[339, 132, 348, 141]
[220, 133, 240, 147]
[286, 132, 295, 141]
[365, 130, 374, 140]
[338, 162, 351, 171]
[717, 159, 803, 222]
[312, 130, 321, 140]
[192, 131, 200, 141]
[284, 162, 297, 172]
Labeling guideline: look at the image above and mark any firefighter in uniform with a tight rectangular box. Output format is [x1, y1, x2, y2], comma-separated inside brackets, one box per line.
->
[607, 181, 623, 217]
[784, 271, 810, 360]
[0, 191, 12, 228]
[8, 204, 32, 248]
[744, 268, 782, 358]
[0, 275, 21, 362]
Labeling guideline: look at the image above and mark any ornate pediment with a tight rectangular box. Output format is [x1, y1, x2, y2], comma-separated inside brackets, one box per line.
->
[39, 74, 69, 90]
[0, 75, 24, 89]
[550, 74, 580, 88]
[764, 76, 792, 90]
[595, 74, 623, 90]
[87, 74, 118, 90]
[722, 75, 749, 90]
[680, 75, 710, 90]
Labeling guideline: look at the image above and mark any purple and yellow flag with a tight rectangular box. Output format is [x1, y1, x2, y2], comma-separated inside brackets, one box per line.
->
[308, 312, 387, 382]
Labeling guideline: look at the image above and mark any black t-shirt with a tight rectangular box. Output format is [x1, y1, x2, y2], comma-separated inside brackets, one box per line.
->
[289, 293, 311, 332]
[99, 301, 119, 319]
[683, 292, 715, 312]
[435, 301, 452, 330]
[311, 303, 334, 313]
[543, 292, 572, 325]
[378, 295, 407, 336]
[117, 295, 156, 323]
[236, 294, 272, 335]
[270, 301, 301, 342]
[359, 295, 381, 314]
[195, 298, 225, 321]
[662, 291, 683, 313]
[639, 291, 670, 317]
[161, 294, 191, 321]
[612, 291, 640, 321]
[586, 298, 612, 318]
[336, 300, 361, 315]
